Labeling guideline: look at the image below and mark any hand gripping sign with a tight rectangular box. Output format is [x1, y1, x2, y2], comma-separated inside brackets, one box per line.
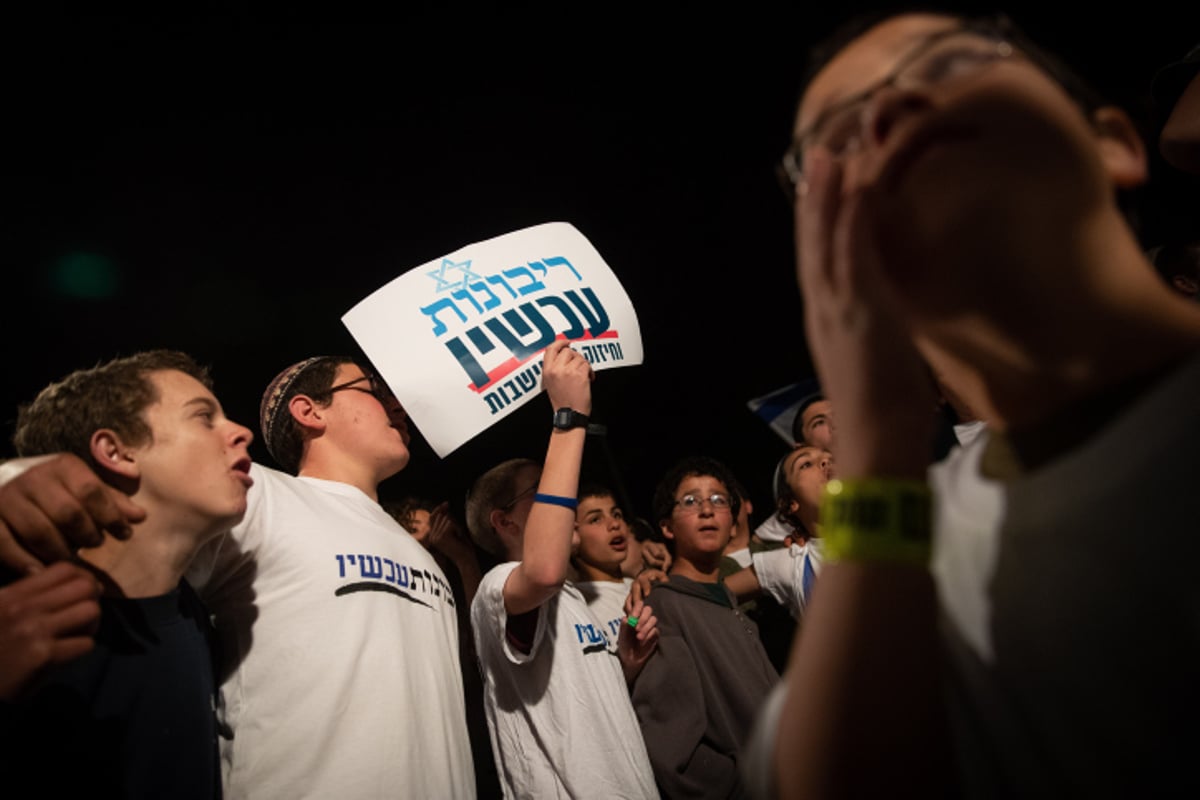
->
[342, 222, 644, 457]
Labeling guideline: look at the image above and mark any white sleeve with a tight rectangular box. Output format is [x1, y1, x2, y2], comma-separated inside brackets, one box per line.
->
[471, 562, 549, 666]
[754, 513, 794, 543]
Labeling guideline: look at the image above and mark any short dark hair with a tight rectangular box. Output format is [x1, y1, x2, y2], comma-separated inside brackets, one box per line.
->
[383, 495, 437, 532]
[260, 355, 357, 474]
[772, 449, 812, 538]
[790, 392, 826, 444]
[651, 455, 742, 526]
[14, 350, 212, 474]
[465, 457, 540, 558]
[578, 481, 617, 505]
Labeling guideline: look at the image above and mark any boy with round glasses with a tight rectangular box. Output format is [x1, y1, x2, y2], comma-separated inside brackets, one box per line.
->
[630, 455, 778, 799]
[761, 11, 1200, 798]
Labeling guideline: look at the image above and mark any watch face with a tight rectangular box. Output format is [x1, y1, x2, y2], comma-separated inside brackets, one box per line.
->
[554, 408, 588, 429]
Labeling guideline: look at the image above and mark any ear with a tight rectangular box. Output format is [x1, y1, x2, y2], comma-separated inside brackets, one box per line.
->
[288, 394, 327, 433]
[89, 429, 140, 482]
[570, 527, 581, 554]
[660, 522, 675, 541]
[1092, 106, 1147, 189]
[788, 499, 801, 516]
[742, 498, 754, 517]
[489, 508, 512, 536]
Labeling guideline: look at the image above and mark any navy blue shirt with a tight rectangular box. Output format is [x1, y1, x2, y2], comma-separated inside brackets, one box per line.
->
[2, 580, 221, 799]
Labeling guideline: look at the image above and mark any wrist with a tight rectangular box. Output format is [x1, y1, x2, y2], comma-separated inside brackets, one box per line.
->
[820, 478, 932, 567]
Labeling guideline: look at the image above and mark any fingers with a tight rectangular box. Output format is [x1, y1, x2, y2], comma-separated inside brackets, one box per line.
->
[0, 521, 47, 576]
[624, 581, 645, 615]
[4, 561, 102, 619]
[542, 339, 593, 414]
[641, 540, 670, 571]
[0, 561, 101, 701]
[632, 604, 658, 643]
[0, 454, 144, 574]
[542, 339, 570, 362]
[48, 635, 96, 666]
[0, 562, 102, 646]
[797, 148, 843, 297]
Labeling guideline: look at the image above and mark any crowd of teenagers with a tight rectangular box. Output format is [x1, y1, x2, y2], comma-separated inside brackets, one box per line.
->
[2, 10, 1199, 799]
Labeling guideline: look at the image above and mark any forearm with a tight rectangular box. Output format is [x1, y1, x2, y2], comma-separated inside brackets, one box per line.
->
[723, 564, 762, 602]
[774, 563, 946, 798]
[505, 427, 586, 615]
[519, 427, 586, 586]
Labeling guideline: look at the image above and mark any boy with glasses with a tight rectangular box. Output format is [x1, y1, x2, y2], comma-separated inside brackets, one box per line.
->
[466, 340, 659, 799]
[183, 354, 476, 799]
[630, 455, 778, 799]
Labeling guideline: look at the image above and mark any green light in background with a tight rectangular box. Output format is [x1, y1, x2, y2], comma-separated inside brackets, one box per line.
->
[52, 252, 121, 299]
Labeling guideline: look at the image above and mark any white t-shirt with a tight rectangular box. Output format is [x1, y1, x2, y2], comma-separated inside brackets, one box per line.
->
[574, 577, 634, 642]
[188, 466, 475, 799]
[471, 564, 657, 799]
[725, 547, 753, 569]
[753, 514, 794, 544]
[750, 541, 824, 620]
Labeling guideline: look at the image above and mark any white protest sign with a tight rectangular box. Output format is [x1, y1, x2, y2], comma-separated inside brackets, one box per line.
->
[342, 221, 643, 458]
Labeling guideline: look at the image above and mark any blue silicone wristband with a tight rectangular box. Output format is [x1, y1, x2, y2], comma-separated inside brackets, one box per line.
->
[533, 493, 578, 510]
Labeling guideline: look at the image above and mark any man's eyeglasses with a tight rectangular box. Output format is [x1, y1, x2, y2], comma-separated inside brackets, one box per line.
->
[327, 373, 390, 404]
[499, 483, 538, 511]
[777, 27, 1015, 196]
[673, 493, 732, 514]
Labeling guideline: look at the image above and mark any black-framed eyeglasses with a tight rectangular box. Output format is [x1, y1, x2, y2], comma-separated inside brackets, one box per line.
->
[327, 373, 390, 404]
[777, 26, 1015, 197]
[499, 482, 538, 511]
[673, 492, 732, 514]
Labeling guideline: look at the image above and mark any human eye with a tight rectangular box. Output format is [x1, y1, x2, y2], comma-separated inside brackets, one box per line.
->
[678, 494, 699, 508]
[612, 509, 624, 521]
[817, 105, 865, 157]
[910, 39, 997, 84]
[711, 494, 730, 508]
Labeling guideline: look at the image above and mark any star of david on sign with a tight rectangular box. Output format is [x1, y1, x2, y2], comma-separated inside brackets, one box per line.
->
[427, 258, 482, 292]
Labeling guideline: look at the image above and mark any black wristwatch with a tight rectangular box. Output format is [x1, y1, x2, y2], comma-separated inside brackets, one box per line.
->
[552, 408, 590, 431]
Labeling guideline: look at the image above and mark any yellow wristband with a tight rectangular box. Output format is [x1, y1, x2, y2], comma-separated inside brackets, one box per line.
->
[820, 478, 932, 566]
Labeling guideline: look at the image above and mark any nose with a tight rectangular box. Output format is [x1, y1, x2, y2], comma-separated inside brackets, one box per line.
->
[230, 420, 254, 448]
[383, 395, 406, 423]
[862, 84, 935, 151]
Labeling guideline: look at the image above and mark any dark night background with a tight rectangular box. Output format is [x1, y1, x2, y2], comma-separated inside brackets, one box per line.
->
[4, 6, 1197, 526]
